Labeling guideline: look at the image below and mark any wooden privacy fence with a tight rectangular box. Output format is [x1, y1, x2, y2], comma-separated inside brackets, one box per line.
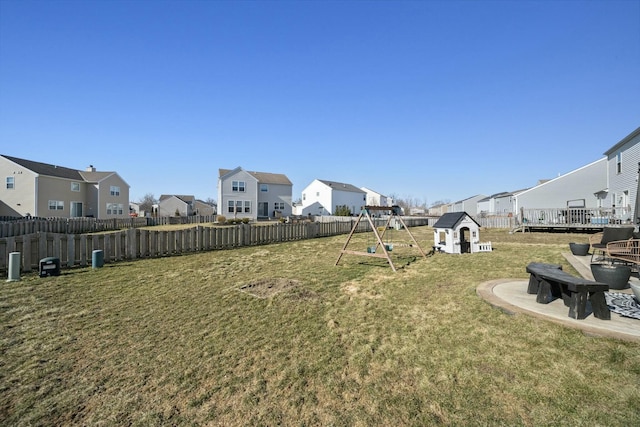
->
[0, 218, 430, 274]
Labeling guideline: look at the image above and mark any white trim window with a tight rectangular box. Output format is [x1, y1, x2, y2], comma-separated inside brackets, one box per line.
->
[71, 182, 80, 192]
[243, 201, 251, 213]
[274, 202, 285, 210]
[6, 176, 14, 189]
[48, 200, 64, 210]
[107, 203, 124, 215]
[232, 181, 246, 192]
[110, 186, 120, 196]
[260, 184, 268, 192]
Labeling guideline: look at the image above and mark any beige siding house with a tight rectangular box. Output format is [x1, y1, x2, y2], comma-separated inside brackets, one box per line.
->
[0, 155, 130, 219]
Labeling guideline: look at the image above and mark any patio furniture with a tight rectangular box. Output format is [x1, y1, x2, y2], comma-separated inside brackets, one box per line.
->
[569, 242, 590, 256]
[526, 262, 610, 320]
[589, 226, 635, 262]
[605, 239, 640, 269]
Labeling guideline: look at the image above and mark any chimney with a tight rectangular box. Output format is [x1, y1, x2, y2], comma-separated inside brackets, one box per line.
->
[86, 165, 96, 172]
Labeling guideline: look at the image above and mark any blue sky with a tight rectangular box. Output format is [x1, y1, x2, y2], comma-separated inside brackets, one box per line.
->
[1, 0, 638, 206]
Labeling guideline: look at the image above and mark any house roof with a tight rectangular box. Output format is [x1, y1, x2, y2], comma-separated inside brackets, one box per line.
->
[604, 126, 640, 156]
[433, 211, 480, 229]
[159, 194, 196, 203]
[2, 154, 85, 180]
[318, 179, 364, 193]
[219, 168, 292, 185]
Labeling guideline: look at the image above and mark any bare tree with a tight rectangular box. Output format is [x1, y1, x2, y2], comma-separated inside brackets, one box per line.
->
[138, 193, 158, 214]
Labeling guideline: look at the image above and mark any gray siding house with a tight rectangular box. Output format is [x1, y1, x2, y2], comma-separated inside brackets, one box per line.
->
[158, 195, 196, 217]
[513, 158, 607, 214]
[217, 167, 293, 220]
[603, 126, 640, 222]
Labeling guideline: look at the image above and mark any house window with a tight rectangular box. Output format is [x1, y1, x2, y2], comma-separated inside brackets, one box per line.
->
[232, 181, 245, 192]
[274, 202, 285, 210]
[260, 184, 268, 192]
[107, 203, 124, 215]
[302, 193, 306, 201]
[48, 200, 64, 210]
[617, 153, 622, 174]
[6, 176, 14, 189]
[71, 182, 80, 192]
[110, 186, 120, 196]
[228, 200, 235, 214]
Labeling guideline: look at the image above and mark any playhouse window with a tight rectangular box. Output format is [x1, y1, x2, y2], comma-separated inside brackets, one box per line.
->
[438, 231, 446, 244]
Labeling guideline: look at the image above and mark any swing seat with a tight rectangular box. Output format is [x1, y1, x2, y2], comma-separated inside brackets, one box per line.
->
[385, 244, 393, 251]
[367, 246, 376, 253]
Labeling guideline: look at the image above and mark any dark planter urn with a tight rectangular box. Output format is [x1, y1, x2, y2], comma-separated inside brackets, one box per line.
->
[590, 263, 631, 290]
[569, 242, 590, 256]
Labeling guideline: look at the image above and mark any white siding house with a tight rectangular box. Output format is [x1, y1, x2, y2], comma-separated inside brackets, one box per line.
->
[603, 127, 640, 222]
[513, 158, 608, 213]
[301, 179, 366, 216]
[218, 167, 293, 221]
[361, 187, 393, 207]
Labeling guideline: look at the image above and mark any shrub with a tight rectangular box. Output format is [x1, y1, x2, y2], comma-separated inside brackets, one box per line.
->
[216, 215, 226, 223]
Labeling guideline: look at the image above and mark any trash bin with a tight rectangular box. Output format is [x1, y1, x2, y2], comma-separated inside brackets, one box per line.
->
[92, 250, 104, 268]
[39, 257, 60, 277]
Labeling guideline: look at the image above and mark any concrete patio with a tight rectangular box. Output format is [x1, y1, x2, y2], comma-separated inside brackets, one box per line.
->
[477, 252, 640, 342]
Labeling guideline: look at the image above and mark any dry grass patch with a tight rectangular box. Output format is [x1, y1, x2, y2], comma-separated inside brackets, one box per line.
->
[1, 226, 639, 426]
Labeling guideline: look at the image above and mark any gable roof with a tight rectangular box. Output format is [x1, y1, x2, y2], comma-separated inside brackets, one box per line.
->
[318, 179, 364, 193]
[2, 154, 84, 180]
[159, 194, 196, 203]
[433, 211, 480, 229]
[219, 168, 292, 185]
[604, 126, 640, 156]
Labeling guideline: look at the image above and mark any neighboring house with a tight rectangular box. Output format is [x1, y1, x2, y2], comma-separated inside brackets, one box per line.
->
[194, 199, 216, 216]
[428, 203, 449, 216]
[512, 158, 608, 216]
[158, 195, 196, 217]
[450, 194, 486, 216]
[217, 167, 293, 220]
[300, 179, 366, 216]
[129, 202, 141, 217]
[603, 127, 640, 222]
[432, 211, 490, 254]
[361, 187, 393, 207]
[477, 191, 513, 215]
[0, 155, 130, 219]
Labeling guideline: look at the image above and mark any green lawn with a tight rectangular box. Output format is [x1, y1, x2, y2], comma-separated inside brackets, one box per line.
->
[1, 227, 639, 426]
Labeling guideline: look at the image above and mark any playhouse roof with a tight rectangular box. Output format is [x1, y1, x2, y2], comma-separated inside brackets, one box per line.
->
[433, 212, 480, 229]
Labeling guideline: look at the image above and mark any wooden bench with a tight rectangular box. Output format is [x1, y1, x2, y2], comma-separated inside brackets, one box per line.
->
[526, 262, 610, 320]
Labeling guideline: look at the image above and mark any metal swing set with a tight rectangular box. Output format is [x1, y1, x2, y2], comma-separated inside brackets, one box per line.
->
[335, 205, 427, 272]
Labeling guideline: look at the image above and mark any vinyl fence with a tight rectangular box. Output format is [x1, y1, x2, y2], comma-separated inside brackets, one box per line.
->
[0, 217, 430, 274]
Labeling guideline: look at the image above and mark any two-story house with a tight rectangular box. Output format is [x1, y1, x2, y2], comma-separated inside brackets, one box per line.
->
[217, 167, 293, 220]
[300, 179, 366, 216]
[603, 127, 640, 222]
[0, 155, 130, 219]
[361, 187, 393, 207]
